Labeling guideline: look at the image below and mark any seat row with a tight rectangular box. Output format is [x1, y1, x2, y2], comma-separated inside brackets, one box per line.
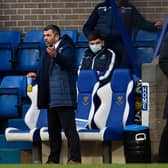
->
[0, 29, 161, 75]
[0, 65, 150, 163]
[3, 68, 136, 163]
[0, 29, 87, 75]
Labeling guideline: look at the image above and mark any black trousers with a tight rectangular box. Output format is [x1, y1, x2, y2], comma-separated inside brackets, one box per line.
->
[158, 120, 168, 162]
[47, 106, 81, 163]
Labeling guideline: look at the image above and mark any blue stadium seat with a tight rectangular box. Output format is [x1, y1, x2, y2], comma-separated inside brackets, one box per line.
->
[77, 69, 135, 141]
[5, 84, 47, 142]
[39, 68, 135, 163]
[0, 76, 27, 118]
[76, 32, 88, 47]
[40, 69, 135, 141]
[16, 30, 45, 72]
[61, 29, 78, 44]
[5, 83, 48, 163]
[0, 75, 27, 97]
[39, 70, 100, 139]
[75, 70, 100, 129]
[0, 88, 21, 118]
[74, 46, 87, 69]
[132, 29, 161, 47]
[0, 31, 21, 72]
[131, 30, 161, 77]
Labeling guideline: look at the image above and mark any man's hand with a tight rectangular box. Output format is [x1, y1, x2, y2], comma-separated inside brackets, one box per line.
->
[47, 46, 57, 58]
[154, 20, 162, 29]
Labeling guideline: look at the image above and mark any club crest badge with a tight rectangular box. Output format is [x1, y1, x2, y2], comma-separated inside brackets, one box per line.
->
[83, 96, 89, 105]
[117, 96, 123, 105]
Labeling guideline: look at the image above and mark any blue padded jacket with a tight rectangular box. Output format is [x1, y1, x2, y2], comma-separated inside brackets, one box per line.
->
[37, 35, 77, 109]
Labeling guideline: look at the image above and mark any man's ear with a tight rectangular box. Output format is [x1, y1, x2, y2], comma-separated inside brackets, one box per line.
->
[55, 34, 60, 42]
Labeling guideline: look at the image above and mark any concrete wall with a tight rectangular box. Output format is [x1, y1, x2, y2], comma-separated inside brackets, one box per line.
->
[142, 58, 168, 161]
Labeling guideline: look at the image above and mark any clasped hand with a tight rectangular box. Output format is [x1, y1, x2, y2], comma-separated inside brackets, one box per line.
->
[47, 46, 57, 58]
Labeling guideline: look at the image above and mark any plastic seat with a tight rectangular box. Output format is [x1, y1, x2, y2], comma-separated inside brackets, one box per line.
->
[77, 69, 135, 141]
[132, 29, 161, 48]
[40, 70, 100, 141]
[40, 69, 135, 141]
[5, 84, 47, 142]
[0, 75, 27, 118]
[76, 70, 100, 129]
[16, 30, 45, 73]
[0, 31, 21, 72]
[5, 83, 48, 163]
[76, 32, 88, 47]
[74, 47, 87, 69]
[39, 69, 135, 163]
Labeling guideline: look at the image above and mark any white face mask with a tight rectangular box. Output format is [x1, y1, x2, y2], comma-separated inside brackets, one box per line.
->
[89, 44, 102, 53]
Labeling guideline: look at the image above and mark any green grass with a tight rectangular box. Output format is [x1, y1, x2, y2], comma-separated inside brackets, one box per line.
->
[0, 164, 168, 168]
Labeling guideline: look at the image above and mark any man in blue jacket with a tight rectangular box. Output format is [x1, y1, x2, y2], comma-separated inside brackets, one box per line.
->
[83, 0, 162, 69]
[27, 24, 81, 164]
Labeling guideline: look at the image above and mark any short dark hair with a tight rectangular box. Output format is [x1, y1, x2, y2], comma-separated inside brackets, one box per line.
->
[88, 31, 104, 41]
[43, 24, 60, 36]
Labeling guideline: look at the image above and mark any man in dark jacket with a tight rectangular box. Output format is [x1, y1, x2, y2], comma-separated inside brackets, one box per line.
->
[158, 32, 168, 162]
[83, 0, 162, 70]
[27, 24, 81, 164]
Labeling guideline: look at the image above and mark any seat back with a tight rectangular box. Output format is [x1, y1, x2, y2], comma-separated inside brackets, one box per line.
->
[0, 31, 21, 50]
[94, 69, 134, 138]
[0, 75, 27, 118]
[0, 31, 21, 71]
[23, 30, 44, 43]
[0, 88, 21, 118]
[0, 75, 27, 97]
[77, 32, 88, 47]
[133, 30, 161, 47]
[93, 82, 112, 129]
[74, 47, 87, 69]
[16, 30, 45, 72]
[61, 29, 78, 44]
[75, 70, 99, 129]
[36, 108, 48, 128]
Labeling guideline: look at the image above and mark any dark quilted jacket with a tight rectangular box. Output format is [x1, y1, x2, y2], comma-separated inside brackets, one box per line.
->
[37, 35, 77, 109]
[83, 0, 156, 40]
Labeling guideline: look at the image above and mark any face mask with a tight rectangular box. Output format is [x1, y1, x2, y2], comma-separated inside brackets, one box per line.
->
[89, 44, 102, 53]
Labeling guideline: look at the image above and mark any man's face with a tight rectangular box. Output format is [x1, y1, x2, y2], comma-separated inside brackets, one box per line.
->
[43, 29, 59, 47]
[89, 38, 104, 53]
